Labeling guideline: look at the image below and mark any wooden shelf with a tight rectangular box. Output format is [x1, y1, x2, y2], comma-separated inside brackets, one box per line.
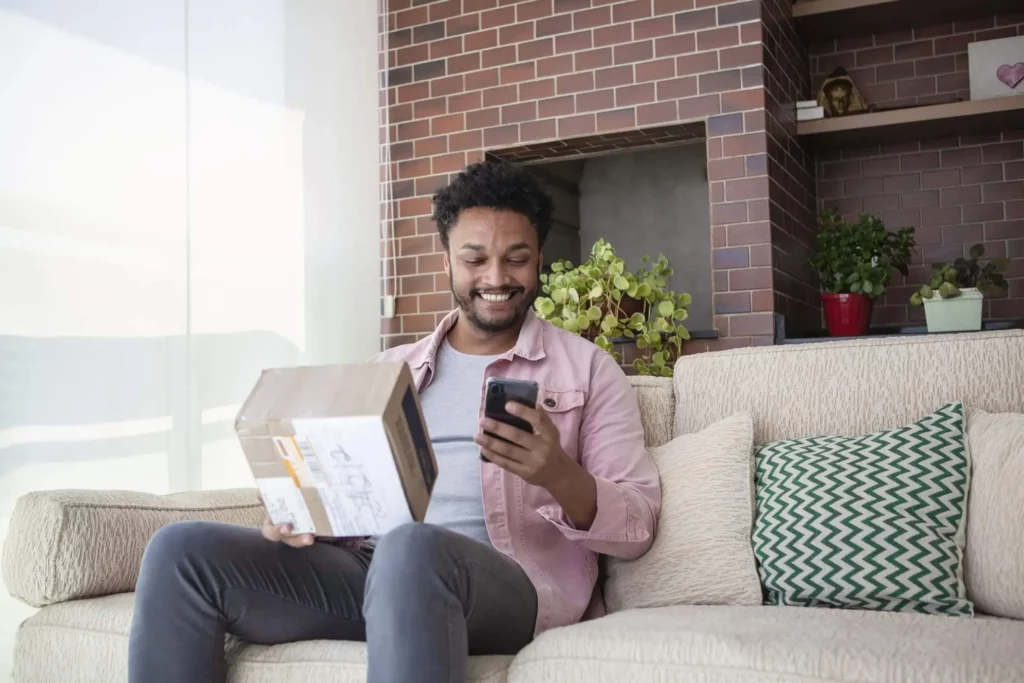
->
[796, 96, 1024, 150]
[792, 0, 1021, 42]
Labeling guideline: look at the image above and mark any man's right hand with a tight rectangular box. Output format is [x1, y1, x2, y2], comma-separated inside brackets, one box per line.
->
[260, 516, 315, 548]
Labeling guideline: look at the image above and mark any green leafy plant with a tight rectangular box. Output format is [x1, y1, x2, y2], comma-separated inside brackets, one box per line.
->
[533, 239, 692, 377]
[909, 243, 1009, 305]
[809, 209, 916, 298]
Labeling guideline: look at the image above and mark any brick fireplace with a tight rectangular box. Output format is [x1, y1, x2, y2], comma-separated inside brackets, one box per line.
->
[380, 0, 1023, 352]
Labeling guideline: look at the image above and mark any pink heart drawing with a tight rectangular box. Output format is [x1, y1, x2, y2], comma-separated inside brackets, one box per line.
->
[996, 63, 1024, 90]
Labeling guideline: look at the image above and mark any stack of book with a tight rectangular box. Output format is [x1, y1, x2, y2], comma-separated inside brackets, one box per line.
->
[796, 100, 824, 121]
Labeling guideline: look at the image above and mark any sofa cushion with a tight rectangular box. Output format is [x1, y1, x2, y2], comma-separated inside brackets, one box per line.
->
[965, 410, 1024, 619]
[2, 489, 266, 608]
[604, 412, 760, 611]
[14, 593, 512, 683]
[508, 604, 1024, 683]
[672, 329, 1024, 445]
[752, 403, 972, 616]
[627, 376, 674, 448]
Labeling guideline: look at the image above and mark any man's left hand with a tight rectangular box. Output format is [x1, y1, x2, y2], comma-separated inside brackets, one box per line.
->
[475, 401, 575, 491]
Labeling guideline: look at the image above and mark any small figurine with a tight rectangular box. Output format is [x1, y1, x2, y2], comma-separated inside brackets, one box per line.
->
[817, 67, 868, 117]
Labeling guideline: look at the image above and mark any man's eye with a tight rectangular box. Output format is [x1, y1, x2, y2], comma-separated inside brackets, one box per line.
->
[508, 260, 528, 266]
[464, 259, 485, 266]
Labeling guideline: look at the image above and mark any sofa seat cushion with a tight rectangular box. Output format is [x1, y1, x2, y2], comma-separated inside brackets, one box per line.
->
[509, 604, 1024, 683]
[14, 593, 512, 683]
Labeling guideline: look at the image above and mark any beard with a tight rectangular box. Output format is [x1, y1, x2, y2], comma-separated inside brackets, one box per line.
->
[449, 271, 538, 334]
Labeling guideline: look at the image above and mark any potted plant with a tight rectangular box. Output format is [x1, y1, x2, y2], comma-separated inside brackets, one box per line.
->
[909, 243, 1009, 333]
[809, 209, 915, 337]
[533, 239, 692, 377]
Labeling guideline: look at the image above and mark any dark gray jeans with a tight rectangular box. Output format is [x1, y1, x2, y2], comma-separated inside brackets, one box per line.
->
[128, 520, 538, 683]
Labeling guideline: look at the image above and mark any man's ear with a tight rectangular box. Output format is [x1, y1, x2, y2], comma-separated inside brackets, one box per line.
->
[443, 250, 451, 277]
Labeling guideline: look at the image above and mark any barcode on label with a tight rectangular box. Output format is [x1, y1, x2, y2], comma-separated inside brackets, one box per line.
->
[296, 437, 328, 487]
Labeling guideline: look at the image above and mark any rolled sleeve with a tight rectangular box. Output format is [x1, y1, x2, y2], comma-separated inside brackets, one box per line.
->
[538, 476, 652, 546]
[540, 353, 661, 559]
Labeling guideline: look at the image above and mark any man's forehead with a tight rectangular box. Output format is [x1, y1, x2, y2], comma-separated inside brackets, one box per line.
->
[458, 240, 532, 252]
[451, 210, 536, 246]
[454, 207, 531, 226]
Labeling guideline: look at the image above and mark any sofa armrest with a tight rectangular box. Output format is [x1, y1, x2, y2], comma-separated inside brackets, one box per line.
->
[2, 488, 264, 607]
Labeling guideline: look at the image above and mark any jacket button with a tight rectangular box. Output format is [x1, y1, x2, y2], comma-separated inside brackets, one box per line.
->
[543, 398, 556, 408]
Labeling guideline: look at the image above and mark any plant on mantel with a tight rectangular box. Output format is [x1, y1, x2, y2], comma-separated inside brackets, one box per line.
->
[909, 243, 1009, 334]
[910, 243, 1009, 304]
[809, 209, 916, 337]
[533, 239, 692, 377]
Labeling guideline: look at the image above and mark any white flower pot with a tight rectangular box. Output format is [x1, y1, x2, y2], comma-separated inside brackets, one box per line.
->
[922, 287, 984, 333]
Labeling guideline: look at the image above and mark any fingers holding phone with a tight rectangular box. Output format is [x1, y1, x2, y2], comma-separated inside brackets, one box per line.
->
[477, 378, 575, 490]
[482, 378, 537, 437]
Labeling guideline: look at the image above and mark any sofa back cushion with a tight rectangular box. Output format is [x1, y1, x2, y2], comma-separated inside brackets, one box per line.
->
[672, 330, 1024, 445]
[627, 376, 674, 448]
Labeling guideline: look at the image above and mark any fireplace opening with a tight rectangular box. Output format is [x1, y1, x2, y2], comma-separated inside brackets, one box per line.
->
[489, 127, 712, 333]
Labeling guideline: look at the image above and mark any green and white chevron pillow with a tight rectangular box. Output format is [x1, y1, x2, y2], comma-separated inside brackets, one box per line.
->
[752, 402, 973, 617]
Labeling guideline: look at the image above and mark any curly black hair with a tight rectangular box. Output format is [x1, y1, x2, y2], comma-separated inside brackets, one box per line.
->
[431, 160, 554, 250]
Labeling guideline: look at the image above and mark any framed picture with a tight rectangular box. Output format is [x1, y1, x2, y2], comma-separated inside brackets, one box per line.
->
[968, 35, 1024, 101]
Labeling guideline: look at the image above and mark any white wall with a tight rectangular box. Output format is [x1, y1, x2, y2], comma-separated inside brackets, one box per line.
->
[0, 0, 380, 678]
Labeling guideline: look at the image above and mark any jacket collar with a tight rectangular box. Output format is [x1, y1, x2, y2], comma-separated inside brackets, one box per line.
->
[407, 308, 546, 370]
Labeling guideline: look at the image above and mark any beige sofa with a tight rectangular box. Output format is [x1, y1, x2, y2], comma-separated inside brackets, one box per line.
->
[4, 329, 1024, 682]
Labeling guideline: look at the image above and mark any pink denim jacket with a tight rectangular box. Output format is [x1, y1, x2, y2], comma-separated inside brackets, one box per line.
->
[373, 308, 661, 635]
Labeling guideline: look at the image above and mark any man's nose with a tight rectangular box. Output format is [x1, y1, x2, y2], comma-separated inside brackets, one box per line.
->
[481, 259, 512, 286]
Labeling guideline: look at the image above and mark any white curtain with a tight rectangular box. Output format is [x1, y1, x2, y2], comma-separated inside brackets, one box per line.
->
[0, 1, 381, 676]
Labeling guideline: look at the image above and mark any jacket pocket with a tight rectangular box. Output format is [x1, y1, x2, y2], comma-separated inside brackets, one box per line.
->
[538, 387, 585, 461]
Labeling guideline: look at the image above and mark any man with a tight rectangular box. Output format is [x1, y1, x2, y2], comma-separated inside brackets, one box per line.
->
[128, 160, 661, 683]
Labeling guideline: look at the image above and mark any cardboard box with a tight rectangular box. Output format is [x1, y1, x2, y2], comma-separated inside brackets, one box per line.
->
[235, 362, 437, 537]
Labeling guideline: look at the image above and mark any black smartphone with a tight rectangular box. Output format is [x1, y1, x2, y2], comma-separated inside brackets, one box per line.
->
[482, 377, 538, 459]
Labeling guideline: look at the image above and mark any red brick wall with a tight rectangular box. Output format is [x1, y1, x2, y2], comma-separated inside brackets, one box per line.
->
[382, 0, 782, 351]
[819, 132, 1024, 326]
[810, 15, 1024, 111]
[812, 16, 1024, 327]
[760, 0, 817, 335]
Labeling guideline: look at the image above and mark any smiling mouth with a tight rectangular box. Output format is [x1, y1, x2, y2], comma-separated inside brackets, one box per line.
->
[476, 290, 518, 303]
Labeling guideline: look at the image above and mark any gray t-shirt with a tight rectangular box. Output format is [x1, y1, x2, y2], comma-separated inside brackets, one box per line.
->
[418, 339, 498, 547]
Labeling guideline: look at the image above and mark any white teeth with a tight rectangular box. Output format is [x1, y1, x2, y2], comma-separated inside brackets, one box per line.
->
[480, 292, 513, 303]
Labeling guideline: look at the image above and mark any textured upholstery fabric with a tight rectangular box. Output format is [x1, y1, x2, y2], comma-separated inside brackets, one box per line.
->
[672, 329, 1024, 444]
[964, 410, 1024, 620]
[2, 489, 265, 607]
[627, 376, 674, 448]
[605, 413, 760, 611]
[508, 604, 1024, 683]
[20, 596, 1024, 683]
[13, 593, 512, 683]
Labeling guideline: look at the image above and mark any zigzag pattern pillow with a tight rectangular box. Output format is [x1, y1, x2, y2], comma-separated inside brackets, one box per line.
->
[752, 403, 973, 616]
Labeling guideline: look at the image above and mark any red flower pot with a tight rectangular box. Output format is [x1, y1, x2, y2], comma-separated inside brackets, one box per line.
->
[821, 293, 873, 337]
